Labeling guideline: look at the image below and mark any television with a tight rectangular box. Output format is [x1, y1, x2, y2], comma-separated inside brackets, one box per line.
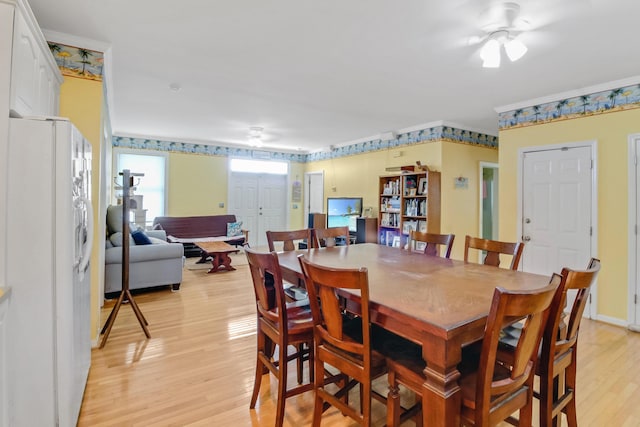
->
[327, 197, 363, 232]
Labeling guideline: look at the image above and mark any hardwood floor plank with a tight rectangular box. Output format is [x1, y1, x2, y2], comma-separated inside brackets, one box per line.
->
[79, 259, 640, 426]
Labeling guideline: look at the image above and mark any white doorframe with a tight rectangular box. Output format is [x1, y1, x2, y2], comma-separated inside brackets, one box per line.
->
[304, 171, 324, 226]
[478, 162, 499, 240]
[627, 134, 640, 331]
[517, 140, 599, 319]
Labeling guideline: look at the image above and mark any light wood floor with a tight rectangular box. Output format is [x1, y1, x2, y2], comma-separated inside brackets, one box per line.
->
[79, 255, 640, 426]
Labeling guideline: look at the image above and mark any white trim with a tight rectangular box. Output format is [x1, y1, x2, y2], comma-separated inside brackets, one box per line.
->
[303, 171, 325, 227]
[595, 314, 628, 329]
[628, 134, 640, 329]
[42, 29, 110, 53]
[113, 148, 169, 217]
[478, 162, 499, 243]
[495, 75, 640, 113]
[517, 140, 599, 318]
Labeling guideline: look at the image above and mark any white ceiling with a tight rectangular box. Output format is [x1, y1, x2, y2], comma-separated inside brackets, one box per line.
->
[26, 0, 640, 152]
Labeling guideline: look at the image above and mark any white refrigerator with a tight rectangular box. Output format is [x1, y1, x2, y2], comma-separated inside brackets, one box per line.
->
[5, 117, 92, 427]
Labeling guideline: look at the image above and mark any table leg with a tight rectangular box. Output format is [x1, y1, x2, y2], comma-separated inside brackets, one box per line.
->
[207, 253, 236, 273]
[422, 341, 462, 427]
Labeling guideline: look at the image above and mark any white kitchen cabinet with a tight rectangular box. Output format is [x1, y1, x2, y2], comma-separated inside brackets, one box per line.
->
[3, 0, 62, 117]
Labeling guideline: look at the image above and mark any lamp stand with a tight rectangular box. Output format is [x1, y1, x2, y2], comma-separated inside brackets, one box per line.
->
[100, 169, 150, 348]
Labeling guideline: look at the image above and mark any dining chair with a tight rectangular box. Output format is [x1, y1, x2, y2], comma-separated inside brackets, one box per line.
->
[501, 258, 601, 427]
[298, 255, 387, 427]
[313, 226, 351, 248]
[267, 228, 313, 252]
[459, 280, 559, 426]
[406, 230, 455, 258]
[384, 275, 560, 427]
[464, 235, 524, 270]
[245, 247, 314, 427]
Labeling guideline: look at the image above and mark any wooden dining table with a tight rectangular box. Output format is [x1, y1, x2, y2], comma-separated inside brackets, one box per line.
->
[276, 243, 550, 427]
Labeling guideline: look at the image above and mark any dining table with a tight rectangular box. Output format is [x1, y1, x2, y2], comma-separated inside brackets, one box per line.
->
[276, 243, 550, 427]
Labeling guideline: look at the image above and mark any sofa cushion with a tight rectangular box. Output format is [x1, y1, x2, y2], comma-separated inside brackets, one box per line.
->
[148, 237, 169, 245]
[109, 232, 134, 247]
[106, 205, 124, 234]
[105, 242, 184, 264]
[226, 221, 243, 237]
[131, 229, 152, 245]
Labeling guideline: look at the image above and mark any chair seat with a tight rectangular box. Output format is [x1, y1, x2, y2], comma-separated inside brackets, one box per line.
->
[264, 306, 314, 336]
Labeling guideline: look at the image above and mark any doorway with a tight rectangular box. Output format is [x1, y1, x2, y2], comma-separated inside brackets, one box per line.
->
[628, 134, 640, 330]
[227, 171, 288, 248]
[304, 171, 324, 227]
[519, 141, 597, 318]
[479, 162, 499, 242]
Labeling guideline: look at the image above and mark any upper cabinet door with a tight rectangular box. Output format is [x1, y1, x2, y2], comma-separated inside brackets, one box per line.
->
[9, 10, 39, 116]
[8, 4, 61, 117]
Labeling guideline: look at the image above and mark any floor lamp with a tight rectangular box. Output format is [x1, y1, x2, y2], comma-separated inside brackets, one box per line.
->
[100, 169, 150, 348]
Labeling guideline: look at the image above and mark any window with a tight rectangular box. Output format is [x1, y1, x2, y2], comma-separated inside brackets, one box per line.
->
[115, 151, 167, 227]
[229, 158, 288, 174]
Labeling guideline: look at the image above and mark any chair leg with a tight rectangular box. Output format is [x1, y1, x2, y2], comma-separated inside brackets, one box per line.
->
[564, 357, 579, 427]
[387, 370, 401, 427]
[275, 342, 288, 427]
[296, 343, 304, 384]
[250, 331, 265, 408]
[308, 341, 315, 383]
[362, 380, 372, 427]
[312, 355, 325, 427]
[518, 379, 534, 427]
[539, 371, 554, 427]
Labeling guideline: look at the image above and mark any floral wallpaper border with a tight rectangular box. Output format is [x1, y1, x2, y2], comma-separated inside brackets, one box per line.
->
[113, 125, 497, 163]
[498, 83, 640, 130]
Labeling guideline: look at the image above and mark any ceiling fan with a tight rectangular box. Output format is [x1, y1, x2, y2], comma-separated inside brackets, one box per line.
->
[471, 2, 530, 68]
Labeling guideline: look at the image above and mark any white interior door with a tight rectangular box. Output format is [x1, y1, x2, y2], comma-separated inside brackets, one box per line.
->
[520, 144, 596, 317]
[228, 172, 287, 248]
[304, 171, 324, 227]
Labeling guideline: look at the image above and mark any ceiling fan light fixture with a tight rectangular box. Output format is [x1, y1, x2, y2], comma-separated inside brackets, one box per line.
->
[480, 38, 501, 68]
[504, 37, 528, 61]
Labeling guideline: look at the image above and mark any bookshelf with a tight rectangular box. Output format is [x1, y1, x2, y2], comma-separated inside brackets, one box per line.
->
[378, 168, 440, 247]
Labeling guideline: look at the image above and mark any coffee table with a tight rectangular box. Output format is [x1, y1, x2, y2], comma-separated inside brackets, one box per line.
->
[195, 241, 239, 273]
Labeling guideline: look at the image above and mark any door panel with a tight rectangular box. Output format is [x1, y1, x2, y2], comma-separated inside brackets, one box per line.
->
[521, 145, 593, 316]
[228, 172, 287, 248]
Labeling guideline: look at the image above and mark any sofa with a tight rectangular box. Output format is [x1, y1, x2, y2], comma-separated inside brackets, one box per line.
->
[152, 215, 248, 257]
[105, 205, 184, 297]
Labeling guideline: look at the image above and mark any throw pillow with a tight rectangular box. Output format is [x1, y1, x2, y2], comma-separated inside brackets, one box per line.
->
[131, 229, 152, 245]
[227, 221, 243, 237]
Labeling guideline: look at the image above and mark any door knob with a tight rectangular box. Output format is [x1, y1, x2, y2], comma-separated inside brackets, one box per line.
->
[523, 236, 531, 242]
[524, 218, 531, 224]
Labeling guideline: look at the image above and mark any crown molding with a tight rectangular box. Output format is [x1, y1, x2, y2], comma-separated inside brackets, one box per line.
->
[495, 75, 640, 113]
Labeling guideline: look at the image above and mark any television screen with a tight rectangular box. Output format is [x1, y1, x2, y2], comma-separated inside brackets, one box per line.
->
[327, 197, 363, 232]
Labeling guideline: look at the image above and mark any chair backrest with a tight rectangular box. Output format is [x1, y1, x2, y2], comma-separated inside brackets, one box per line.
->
[266, 229, 312, 252]
[542, 258, 601, 363]
[313, 226, 350, 248]
[245, 247, 287, 327]
[298, 255, 371, 365]
[464, 235, 524, 270]
[407, 231, 455, 258]
[475, 276, 559, 426]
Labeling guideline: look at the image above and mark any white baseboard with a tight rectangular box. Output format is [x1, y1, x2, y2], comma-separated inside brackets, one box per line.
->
[595, 314, 628, 328]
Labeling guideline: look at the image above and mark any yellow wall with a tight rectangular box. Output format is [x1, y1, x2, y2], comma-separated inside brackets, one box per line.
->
[306, 143, 443, 219]
[498, 108, 640, 322]
[59, 76, 103, 342]
[305, 141, 498, 259]
[167, 153, 229, 216]
[441, 143, 499, 260]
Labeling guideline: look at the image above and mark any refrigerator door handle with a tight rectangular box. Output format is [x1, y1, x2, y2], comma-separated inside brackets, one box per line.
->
[77, 196, 93, 278]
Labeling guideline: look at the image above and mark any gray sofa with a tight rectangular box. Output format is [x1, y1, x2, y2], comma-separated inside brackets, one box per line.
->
[105, 205, 184, 297]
